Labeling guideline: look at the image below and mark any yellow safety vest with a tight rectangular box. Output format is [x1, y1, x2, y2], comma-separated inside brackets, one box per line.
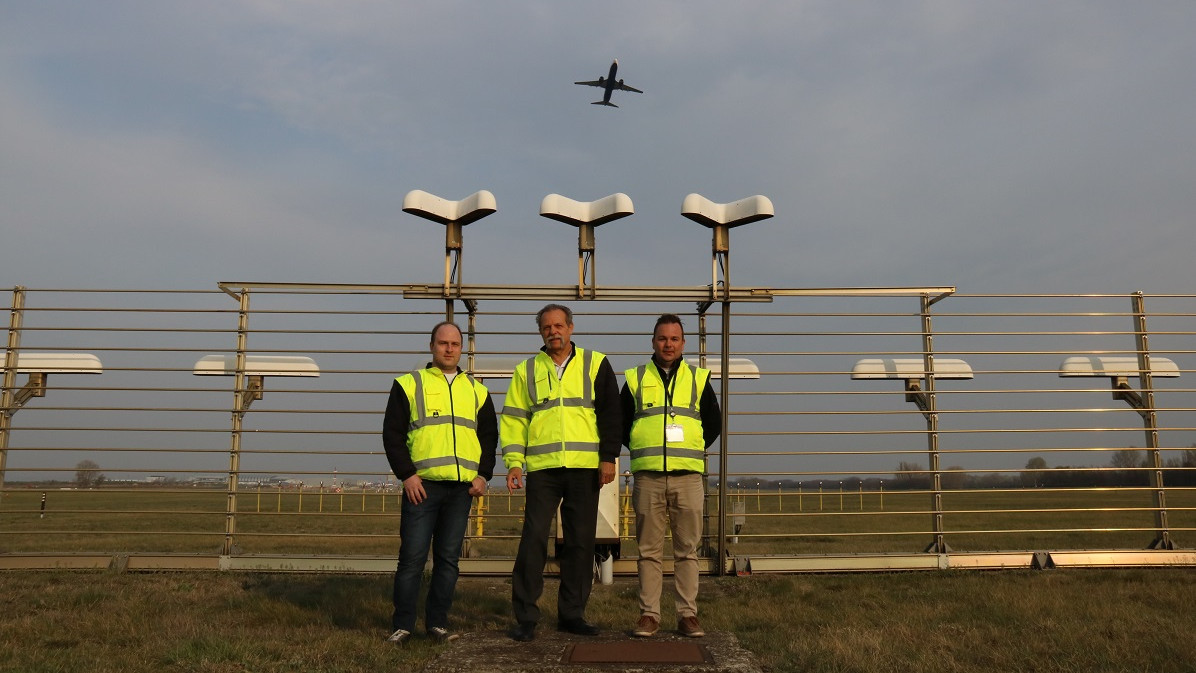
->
[501, 347, 606, 471]
[396, 367, 488, 482]
[625, 361, 709, 473]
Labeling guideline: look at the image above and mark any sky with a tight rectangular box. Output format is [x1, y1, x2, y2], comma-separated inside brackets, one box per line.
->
[3, 1, 1195, 294]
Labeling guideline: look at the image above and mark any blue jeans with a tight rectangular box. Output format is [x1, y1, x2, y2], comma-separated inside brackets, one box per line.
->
[392, 480, 473, 632]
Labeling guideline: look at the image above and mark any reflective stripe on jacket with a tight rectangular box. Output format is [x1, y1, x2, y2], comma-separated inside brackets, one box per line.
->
[396, 367, 488, 482]
[625, 361, 709, 473]
[501, 347, 605, 471]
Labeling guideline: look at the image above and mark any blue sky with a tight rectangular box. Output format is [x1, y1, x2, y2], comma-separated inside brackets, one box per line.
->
[3, 1, 1195, 294]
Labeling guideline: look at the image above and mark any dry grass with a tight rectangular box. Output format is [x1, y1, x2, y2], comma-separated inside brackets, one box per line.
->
[2, 568, 1195, 672]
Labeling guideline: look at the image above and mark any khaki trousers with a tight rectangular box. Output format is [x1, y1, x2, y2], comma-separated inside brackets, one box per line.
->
[633, 471, 703, 620]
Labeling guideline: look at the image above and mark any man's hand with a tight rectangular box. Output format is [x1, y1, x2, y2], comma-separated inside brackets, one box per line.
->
[599, 461, 616, 486]
[468, 475, 487, 497]
[506, 467, 525, 492]
[402, 474, 426, 504]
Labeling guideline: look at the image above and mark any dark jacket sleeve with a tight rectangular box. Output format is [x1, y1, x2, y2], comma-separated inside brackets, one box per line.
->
[382, 379, 416, 481]
[593, 356, 623, 463]
[476, 393, 498, 481]
[700, 379, 722, 448]
[620, 382, 635, 448]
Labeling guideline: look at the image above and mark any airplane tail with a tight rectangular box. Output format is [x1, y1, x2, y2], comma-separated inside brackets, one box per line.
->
[592, 101, 618, 107]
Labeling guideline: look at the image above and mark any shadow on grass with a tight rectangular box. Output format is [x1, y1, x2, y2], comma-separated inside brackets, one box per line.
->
[236, 573, 516, 634]
[239, 574, 392, 631]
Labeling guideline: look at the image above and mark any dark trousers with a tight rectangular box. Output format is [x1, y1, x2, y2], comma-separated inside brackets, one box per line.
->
[511, 467, 601, 624]
[392, 480, 473, 632]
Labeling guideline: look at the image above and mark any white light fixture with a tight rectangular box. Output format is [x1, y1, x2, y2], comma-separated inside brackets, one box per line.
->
[466, 356, 524, 381]
[684, 357, 760, 380]
[1058, 355, 1179, 379]
[193, 355, 320, 377]
[851, 358, 974, 381]
[15, 353, 104, 374]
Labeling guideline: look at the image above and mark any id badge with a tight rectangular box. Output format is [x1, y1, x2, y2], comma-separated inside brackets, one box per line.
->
[665, 424, 685, 443]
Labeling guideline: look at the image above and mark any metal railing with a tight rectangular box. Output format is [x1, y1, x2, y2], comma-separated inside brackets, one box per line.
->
[2, 284, 1193, 573]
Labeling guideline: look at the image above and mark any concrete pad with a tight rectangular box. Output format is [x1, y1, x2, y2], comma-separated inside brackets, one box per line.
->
[423, 628, 762, 673]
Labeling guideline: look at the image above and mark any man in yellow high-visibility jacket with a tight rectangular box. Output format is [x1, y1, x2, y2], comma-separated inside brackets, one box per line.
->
[503, 304, 621, 642]
[383, 321, 497, 647]
[622, 314, 721, 639]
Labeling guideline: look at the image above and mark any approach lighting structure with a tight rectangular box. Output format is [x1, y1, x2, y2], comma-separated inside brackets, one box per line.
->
[6, 352, 103, 412]
[193, 355, 320, 412]
[540, 193, 634, 299]
[193, 354, 319, 556]
[1058, 355, 1180, 413]
[1058, 354, 1181, 549]
[852, 356, 973, 554]
[402, 189, 497, 301]
[852, 357, 974, 413]
[681, 193, 774, 301]
[1, 352, 103, 494]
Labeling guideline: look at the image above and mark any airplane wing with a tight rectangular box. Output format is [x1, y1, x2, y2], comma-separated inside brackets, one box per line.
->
[574, 79, 605, 88]
[616, 82, 643, 94]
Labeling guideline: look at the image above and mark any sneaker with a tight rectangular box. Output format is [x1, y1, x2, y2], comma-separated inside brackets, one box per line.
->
[428, 626, 459, 643]
[632, 614, 659, 638]
[386, 628, 412, 646]
[677, 616, 705, 638]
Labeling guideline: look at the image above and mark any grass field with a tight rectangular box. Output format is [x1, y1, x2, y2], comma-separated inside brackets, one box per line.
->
[2, 568, 1195, 672]
[3, 486, 1194, 557]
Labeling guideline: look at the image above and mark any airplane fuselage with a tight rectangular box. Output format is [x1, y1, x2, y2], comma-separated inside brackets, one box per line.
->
[602, 60, 619, 102]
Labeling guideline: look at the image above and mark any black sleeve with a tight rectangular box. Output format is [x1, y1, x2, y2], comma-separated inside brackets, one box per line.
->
[593, 356, 623, 463]
[382, 379, 416, 481]
[700, 379, 722, 448]
[476, 393, 498, 481]
[620, 382, 635, 448]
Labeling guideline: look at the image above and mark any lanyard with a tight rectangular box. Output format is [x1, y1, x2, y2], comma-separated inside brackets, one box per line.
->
[661, 364, 680, 420]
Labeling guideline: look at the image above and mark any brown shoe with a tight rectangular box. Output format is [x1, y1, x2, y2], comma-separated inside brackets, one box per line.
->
[677, 615, 705, 638]
[632, 614, 659, 637]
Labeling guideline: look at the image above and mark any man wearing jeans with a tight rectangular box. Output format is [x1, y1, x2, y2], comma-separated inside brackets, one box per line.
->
[383, 321, 497, 646]
[621, 314, 721, 638]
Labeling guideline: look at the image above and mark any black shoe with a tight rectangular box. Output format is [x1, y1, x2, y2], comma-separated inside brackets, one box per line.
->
[510, 622, 536, 642]
[557, 618, 600, 636]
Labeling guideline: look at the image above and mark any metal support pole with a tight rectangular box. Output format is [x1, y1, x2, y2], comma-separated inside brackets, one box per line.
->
[0, 287, 27, 499]
[1132, 292, 1173, 549]
[920, 293, 951, 554]
[466, 303, 478, 373]
[695, 300, 713, 556]
[713, 228, 732, 573]
[223, 289, 251, 556]
[716, 298, 732, 571]
[577, 224, 597, 300]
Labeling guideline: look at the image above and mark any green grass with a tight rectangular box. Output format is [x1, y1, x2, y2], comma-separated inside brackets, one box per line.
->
[2, 568, 1195, 672]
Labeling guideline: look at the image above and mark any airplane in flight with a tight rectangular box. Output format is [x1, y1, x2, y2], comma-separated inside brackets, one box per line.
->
[575, 59, 643, 107]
